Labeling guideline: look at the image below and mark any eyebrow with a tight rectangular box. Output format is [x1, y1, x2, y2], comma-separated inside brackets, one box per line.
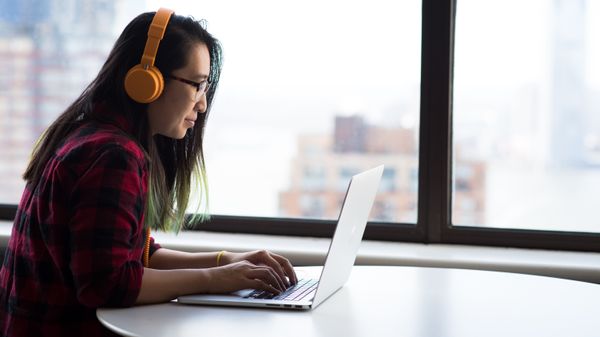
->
[193, 74, 210, 81]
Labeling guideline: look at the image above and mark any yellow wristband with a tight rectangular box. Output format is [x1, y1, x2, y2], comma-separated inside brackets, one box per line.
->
[216, 250, 226, 267]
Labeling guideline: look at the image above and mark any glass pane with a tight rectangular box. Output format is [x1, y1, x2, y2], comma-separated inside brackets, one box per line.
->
[0, 0, 422, 224]
[0, 0, 134, 204]
[172, 0, 422, 222]
[453, 0, 600, 232]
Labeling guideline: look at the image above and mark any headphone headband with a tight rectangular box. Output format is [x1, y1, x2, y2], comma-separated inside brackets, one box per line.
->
[141, 8, 173, 68]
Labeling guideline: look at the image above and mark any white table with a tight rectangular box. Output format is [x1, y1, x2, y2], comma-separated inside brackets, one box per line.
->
[97, 266, 600, 337]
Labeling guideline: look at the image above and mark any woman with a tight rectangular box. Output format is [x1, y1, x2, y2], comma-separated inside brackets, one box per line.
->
[0, 8, 296, 336]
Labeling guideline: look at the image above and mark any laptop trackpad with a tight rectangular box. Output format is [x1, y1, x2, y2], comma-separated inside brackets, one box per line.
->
[232, 289, 255, 297]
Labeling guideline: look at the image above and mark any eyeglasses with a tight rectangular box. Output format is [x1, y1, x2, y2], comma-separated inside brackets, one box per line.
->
[168, 74, 211, 102]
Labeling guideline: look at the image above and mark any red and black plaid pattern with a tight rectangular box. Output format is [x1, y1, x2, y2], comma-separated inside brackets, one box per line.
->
[0, 118, 161, 336]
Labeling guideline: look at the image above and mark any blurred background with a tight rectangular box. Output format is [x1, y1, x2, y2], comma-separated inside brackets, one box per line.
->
[0, 0, 598, 233]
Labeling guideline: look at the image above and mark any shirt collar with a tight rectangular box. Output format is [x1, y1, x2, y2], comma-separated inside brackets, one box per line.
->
[93, 102, 138, 137]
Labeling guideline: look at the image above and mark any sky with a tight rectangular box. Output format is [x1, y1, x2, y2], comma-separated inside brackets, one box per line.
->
[141, 0, 600, 89]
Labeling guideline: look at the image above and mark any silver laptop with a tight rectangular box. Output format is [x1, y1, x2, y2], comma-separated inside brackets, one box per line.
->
[177, 165, 384, 310]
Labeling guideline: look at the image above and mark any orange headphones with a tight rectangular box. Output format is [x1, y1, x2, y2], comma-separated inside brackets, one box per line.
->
[124, 8, 174, 103]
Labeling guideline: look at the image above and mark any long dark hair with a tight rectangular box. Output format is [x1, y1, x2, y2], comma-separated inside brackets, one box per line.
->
[23, 11, 223, 232]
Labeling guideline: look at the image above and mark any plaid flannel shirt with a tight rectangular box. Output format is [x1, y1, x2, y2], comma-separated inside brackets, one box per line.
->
[0, 115, 161, 336]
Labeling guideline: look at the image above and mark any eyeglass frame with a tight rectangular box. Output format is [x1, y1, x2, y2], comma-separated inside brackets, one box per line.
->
[167, 74, 211, 102]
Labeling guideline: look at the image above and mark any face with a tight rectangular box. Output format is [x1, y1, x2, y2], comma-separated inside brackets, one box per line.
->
[147, 43, 211, 139]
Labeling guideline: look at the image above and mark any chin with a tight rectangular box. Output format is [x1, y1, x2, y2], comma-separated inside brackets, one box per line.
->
[159, 129, 188, 140]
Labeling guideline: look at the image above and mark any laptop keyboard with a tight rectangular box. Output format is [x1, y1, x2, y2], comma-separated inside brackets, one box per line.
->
[244, 279, 318, 301]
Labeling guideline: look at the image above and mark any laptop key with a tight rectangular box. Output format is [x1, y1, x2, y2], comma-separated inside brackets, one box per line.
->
[297, 288, 316, 301]
[258, 292, 274, 299]
[280, 285, 309, 300]
[272, 279, 309, 300]
[290, 282, 318, 300]
[245, 279, 317, 301]
[280, 280, 318, 301]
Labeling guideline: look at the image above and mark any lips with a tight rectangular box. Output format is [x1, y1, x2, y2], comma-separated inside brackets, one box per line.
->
[185, 118, 196, 127]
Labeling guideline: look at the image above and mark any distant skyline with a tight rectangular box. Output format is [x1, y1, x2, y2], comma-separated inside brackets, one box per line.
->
[1, 0, 598, 231]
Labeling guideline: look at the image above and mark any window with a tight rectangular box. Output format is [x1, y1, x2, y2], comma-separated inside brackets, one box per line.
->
[1, 0, 599, 252]
[0, 0, 119, 204]
[194, 1, 422, 223]
[380, 168, 396, 192]
[0, 0, 423, 224]
[453, 0, 600, 233]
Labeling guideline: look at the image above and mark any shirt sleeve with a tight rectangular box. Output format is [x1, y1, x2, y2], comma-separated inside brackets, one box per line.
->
[66, 144, 147, 308]
[149, 236, 161, 257]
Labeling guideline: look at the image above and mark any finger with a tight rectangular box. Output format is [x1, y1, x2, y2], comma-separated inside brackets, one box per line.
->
[262, 254, 290, 287]
[248, 267, 285, 292]
[271, 254, 298, 285]
[262, 266, 287, 291]
[252, 250, 290, 290]
[250, 279, 281, 295]
[252, 268, 284, 293]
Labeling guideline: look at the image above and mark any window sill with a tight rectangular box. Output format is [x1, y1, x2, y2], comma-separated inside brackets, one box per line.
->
[151, 228, 600, 284]
[1, 221, 598, 284]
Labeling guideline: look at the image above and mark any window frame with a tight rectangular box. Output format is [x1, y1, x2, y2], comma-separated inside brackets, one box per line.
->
[420, 0, 600, 252]
[1, 0, 599, 253]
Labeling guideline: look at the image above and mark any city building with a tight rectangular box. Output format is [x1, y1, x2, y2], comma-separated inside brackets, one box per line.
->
[0, 0, 120, 202]
[279, 115, 486, 225]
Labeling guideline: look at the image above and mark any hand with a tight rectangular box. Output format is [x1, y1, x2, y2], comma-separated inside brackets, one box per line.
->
[222, 250, 298, 288]
[207, 261, 285, 295]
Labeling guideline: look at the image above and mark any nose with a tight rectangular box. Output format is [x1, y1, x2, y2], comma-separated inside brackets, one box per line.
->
[194, 93, 207, 113]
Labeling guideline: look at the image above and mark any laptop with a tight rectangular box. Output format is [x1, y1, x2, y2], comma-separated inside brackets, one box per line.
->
[177, 165, 384, 310]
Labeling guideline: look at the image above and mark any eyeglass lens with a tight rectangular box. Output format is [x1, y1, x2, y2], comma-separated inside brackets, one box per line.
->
[194, 82, 210, 102]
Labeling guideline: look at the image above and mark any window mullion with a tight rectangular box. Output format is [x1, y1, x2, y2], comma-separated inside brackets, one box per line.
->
[418, 0, 455, 243]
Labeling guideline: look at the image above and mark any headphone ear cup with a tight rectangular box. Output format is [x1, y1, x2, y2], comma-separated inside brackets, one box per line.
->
[124, 64, 165, 103]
